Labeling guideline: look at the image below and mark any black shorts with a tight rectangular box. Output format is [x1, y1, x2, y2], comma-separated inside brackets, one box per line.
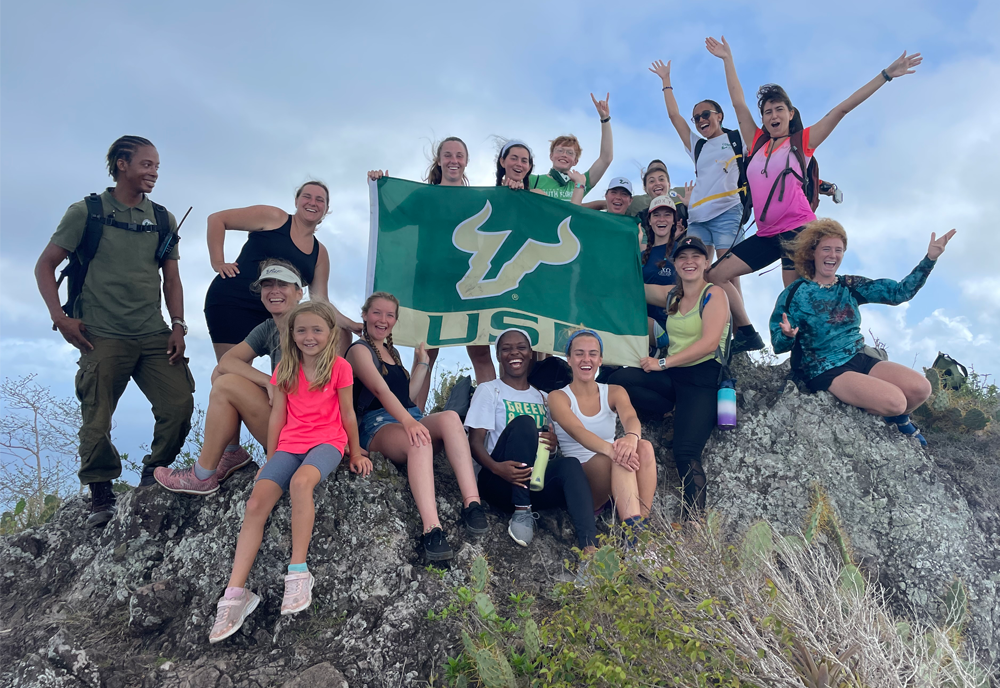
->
[204, 304, 270, 345]
[728, 226, 805, 272]
[807, 352, 881, 393]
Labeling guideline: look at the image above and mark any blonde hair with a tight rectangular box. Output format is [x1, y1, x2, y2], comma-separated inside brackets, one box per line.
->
[791, 218, 849, 279]
[273, 301, 341, 393]
[361, 291, 407, 378]
[549, 135, 582, 160]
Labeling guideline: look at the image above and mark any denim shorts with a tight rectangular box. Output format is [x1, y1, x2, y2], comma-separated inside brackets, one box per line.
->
[359, 406, 424, 450]
[685, 204, 743, 251]
[257, 443, 343, 491]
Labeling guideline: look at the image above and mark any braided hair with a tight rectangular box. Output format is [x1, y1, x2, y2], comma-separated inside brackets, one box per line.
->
[106, 136, 154, 180]
[361, 291, 408, 379]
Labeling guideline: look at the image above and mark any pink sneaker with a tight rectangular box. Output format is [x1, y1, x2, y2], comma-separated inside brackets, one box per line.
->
[217, 446, 253, 482]
[153, 465, 219, 495]
[208, 589, 260, 643]
[280, 571, 314, 615]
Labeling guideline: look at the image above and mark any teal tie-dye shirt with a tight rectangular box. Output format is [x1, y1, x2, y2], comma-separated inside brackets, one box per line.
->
[769, 256, 936, 380]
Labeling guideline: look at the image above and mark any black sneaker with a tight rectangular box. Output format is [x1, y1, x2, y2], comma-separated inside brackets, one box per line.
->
[731, 329, 765, 355]
[139, 463, 158, 487]
[422, 527, 454, 562]
[86, 481, 117, 528]
[462, 501, 489, 536]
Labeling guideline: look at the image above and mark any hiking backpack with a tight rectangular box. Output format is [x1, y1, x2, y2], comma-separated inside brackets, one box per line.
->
[744, 129, 821, 224]
[57, 193, 174, 318]
[693, 128, 752, 227]
[932, 352, 968, 391]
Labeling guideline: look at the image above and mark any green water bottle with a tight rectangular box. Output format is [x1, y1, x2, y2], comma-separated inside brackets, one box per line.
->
[529, 425, 550, 492]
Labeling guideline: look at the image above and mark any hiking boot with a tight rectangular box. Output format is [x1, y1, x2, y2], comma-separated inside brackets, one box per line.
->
[280, 572, 315, 615]
[421, 527, 454, 562]
[86, 481, 116, 528]
[154, 465, 220, 496]
[208, 589, 260, 643]
[731, 329, 765, 354]
[139, 464, 158, 487]
[217, 446, 253, 482]
[507, 509, 537, 547]
[462, 501, 489, 536]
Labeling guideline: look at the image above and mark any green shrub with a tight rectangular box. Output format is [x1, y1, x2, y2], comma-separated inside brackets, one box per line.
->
[915, 367, 998, 434]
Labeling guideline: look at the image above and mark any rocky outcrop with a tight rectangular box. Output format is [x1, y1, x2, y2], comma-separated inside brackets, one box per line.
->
[2, 359, 997, 686]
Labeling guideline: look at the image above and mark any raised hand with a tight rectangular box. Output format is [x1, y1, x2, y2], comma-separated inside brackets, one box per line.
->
[705, 36, 732, 60]
[649, 59, 671, 82]
[414, 341, 430, 366]
[591, 92, 611, 120]
[367, 170, 386, 181]
[885, 51, 922, 79]
[927, 229, 956, 260]
[678, 180, 695, 206]
[780, 313, 799, 338]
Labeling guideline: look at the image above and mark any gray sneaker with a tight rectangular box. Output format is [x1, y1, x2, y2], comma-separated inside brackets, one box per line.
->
[507, 509, 537, 547]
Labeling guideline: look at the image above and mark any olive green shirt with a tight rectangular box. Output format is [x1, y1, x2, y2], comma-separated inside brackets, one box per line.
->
[50, 189, 179, 339]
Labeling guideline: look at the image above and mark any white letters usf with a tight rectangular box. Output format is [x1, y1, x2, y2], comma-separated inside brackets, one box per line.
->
[452, 201, 581, 299]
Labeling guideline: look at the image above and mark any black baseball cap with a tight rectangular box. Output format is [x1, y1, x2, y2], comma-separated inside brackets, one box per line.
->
[671, 235, 710, 260]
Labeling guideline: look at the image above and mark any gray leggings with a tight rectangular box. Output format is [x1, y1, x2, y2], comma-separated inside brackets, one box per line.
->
[256, 443, 343, 491]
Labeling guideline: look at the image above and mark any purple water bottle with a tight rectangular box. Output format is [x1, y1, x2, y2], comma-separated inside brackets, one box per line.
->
[717, 379, 737, 429]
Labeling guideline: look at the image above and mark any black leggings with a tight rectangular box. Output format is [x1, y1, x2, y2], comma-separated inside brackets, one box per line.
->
[477, 414, 597, 548]
[606, 367, 675, 419]
[667, 360, 721, 512]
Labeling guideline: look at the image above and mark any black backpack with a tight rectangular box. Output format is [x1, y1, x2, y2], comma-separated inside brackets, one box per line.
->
[57, 193, 174, 318]
[693, 128, 752, 227]
[743, 129, 821, 225]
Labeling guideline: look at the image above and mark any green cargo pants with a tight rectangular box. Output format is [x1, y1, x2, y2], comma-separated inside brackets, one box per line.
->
[75, 333, 195, 485]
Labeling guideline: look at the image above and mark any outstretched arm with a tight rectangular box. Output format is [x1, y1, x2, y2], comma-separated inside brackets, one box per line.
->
[809, 51, 922, 149]
[705, 36, 758, 149]
[649, 60, 693, 150]
[850, 229, 952, 306]
[586, 93, 614, 185]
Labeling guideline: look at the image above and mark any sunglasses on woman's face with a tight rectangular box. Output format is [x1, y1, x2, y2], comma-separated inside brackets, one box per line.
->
[691, 110, 719, 123]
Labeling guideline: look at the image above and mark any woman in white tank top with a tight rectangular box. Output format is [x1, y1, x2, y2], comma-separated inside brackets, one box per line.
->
[549, 330, 658, 526]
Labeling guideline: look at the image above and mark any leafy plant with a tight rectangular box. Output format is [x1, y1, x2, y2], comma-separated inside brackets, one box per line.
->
[915, 366, 998, 434]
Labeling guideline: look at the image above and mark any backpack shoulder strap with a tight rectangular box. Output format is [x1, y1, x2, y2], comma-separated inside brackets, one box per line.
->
[693, 137, 707, 166]
[347, 339, 382, 371]
[347, 339, 385, 417]
[784, 278, 806, 312]
[698, 284, 734, 366]
[80, 193, 105, 261]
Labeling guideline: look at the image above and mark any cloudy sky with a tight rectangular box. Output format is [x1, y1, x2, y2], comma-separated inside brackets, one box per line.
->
[2, 0, 997, 482]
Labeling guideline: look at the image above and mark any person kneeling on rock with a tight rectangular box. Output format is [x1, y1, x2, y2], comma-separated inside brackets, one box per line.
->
[210, 301, 371, 644]
[466, 329, 598, 551]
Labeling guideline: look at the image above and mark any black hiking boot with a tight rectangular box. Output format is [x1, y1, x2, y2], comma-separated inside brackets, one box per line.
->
[731, 328, 765, 355]
[86, 481, 117, 528]
[138, 455, 158, 487]
[422, 527, 454, 562]
[462, 501, 489, 536]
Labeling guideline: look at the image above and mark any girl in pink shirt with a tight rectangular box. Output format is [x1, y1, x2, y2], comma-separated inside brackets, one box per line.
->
[701, 35, 921, 352]
[208, 301, 371, 644]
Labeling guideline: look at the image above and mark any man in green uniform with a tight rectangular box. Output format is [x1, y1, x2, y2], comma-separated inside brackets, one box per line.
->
[528, 93, 614, 201]
[34, 135, 194, 527]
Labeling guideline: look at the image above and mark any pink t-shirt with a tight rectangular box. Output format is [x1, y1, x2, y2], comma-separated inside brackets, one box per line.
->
[270, 357, 353, 454]
[746, 127, 817, 238]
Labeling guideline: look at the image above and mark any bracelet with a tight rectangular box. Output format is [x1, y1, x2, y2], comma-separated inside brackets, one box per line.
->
[574, 182, 585, 189]
[625, 432, 640, 440]
[881, 69, 892, 82]
[600, 116, 611, 123]
[417, 361, 430, 368]
[662, 85, 673, 91]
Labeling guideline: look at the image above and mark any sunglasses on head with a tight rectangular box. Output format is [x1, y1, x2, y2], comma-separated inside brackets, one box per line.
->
[691, 110, 719, 123]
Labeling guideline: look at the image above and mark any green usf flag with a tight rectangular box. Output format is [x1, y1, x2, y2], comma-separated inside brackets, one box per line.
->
[367, 177, 647, 366]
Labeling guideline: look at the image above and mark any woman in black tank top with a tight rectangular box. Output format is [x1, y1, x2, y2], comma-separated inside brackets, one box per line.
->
[203, 181, 360, 360]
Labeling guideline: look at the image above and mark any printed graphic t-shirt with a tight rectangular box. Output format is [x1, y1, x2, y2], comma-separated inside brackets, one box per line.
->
[746, 127, 817, 237]
[642, 243, 676, 327]
[271, 357, 353, 453]
[465, 379, 548, 454]
[686, 130, 743, 223]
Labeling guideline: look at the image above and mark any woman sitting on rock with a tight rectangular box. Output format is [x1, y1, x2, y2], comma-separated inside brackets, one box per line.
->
[770, 219, 953, 446]
[346, 292, 488, 563]
[549, 329, 657, 528]
[155, 259, 304, 494]
[635, 236, 731, 514]
[466, 329, 597, 550]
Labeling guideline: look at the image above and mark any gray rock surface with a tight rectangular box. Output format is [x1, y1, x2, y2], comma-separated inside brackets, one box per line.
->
[2, 359, 997, 686]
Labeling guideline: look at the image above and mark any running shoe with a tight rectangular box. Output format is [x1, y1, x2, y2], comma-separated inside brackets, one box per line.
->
[462, 501, 489, 536]
[422, 527, 454, 562]
[280, 572, 315, 615]
[86, 481, 116, 528]
[731, 329, 765, 354]
[154, 465, 220, 495]
[507, 509, 537, 547]
[208, 589, 260, 643]
[217, 447, 253, 482]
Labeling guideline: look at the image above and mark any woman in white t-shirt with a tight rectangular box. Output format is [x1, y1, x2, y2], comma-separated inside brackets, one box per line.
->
[549, 330, 657, 528]
[650, 59, 744, 267]
[466, 329, 597, 550]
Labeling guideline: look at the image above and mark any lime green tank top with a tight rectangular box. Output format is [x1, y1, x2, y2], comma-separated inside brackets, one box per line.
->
[666, 284, 730, 367]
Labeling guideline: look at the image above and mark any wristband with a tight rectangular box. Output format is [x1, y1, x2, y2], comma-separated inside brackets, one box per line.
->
[600, 116, 611, 123]
[574, 182, 585, 189]
[625, 431, 639, 440]
[662, 85, 673, 91]
[417, 361, 430, 368]
[881, 69, 892, 82]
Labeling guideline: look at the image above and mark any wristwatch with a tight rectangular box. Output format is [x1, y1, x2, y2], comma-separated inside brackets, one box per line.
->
[658, 358, 667, 370]
[171, 318, 188, 335]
